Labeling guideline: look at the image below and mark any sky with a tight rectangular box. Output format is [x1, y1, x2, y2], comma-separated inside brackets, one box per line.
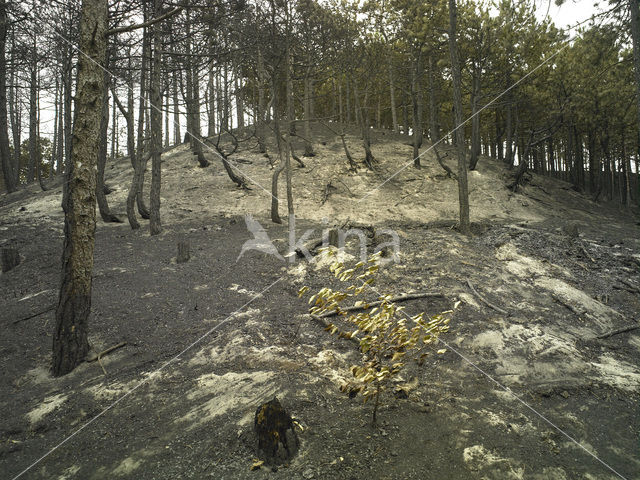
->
[535, 0, 600, 32]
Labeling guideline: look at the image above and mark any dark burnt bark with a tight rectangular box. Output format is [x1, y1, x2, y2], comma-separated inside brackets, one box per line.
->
[53, 0, 107, 377]
[449, 0, 470, 235]
[97, 62, 121, 223]
[149, 0, 163, 236]
[0, 1, 16, 192]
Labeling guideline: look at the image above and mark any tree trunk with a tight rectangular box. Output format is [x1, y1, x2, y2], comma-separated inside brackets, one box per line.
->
[345, 78, 350, 124]
[0, 0, 16, 192]
[63, 46, 73, 177]
[27, 42, 37, 184]
[52, 78, 59, 176]
[236, 74, 244, 129]
[286, 47, 295, 136]
[135, 17, 151, 219]
[111, 53, 138, 228]
[448, 0, 470, 235]
[621, 129, 631, 206]
[149, 0, 162, 236]
[170, 32, 181, 145]
[8, 28, 20, 186]
[257, 48, 267, 153]
[630, 0, 640, 206]
[469, 73, 481, 170]
[56, 73, 65, 174]
[53, 0, 107, 377]
[271, 79, 284, 224]
[303, 61, 315, 157]
[388, 56, 398, 133]
[505, 102, 513, 167]
[411, 52, 423, 168]
[207, 63, 216, 137]
[353, 81, 374, 169]
[428, 56, 440, 143]
[184, 15, 208, 168]
[111, 85, 117, 160]
[284, 40, 294, 215]
[96, 65, 120, 223]
[573, 127, 584, 190]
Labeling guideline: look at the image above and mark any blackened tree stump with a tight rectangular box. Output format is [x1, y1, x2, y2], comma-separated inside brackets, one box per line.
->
[254, 397, 299, 465]
[177, 241, 190, 264]
[1, 247, 20, 273]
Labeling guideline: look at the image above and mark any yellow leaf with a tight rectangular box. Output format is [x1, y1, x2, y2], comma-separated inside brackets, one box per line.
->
[437, 349, 447, 354]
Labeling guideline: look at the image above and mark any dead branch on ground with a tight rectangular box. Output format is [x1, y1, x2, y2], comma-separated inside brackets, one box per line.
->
[466, 280, 509, 315]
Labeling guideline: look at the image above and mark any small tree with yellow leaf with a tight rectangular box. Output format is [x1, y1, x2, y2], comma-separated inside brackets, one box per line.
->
[299, 250, 452, 425]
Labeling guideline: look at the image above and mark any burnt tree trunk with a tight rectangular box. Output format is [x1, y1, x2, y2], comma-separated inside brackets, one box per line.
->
[411, 51, 423, 168]
[0, 1, 16, 192]
[53, 0, 107, 377]
[448, 0, 470, 235]
[96, 58, 121, 223]
[1, 246, 19, 272]
[149, 0, 163, 236]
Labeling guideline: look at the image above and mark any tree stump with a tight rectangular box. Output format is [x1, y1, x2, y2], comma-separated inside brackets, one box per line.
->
[562, 222, 579, 238]
[327, 228, 339, 248]
[177, 241, 190, 264]
[1, 247, 20, 273]
[254, 397, 299, 465]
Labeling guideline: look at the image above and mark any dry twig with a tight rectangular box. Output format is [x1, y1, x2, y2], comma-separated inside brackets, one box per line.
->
[466, 280, 509, 315]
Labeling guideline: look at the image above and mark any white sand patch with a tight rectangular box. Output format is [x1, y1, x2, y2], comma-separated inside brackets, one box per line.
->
[590, 354, 640, 392]
[458, 292, 481, 309]
[229, 306, 261, 320]
[470, 324, 585, 384]
[86, 378, 142, 400]
[17, 366, 54, 387]
[561, 440, 598, 458]
[188, 333, 249, 366]
[228, 283, 259, 297]
[534, 277, 623, 333]
[57, 465, 80, 480]
[496, 242, 623, 334]
[112, 457, 142, 476]
[178, 371, 277, 428]
[463, 445, 525, 479]
[628, 335, 640, 353]
[288, 262, 308, 282]
[308, 349, 356, 387]
[26, 393, 67, 424]
[312, 248, 355, 271]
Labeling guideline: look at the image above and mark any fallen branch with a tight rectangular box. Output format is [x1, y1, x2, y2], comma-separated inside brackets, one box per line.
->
[552, 294, 585, 316]
[579, 242, 595, 263]
[318, 292, 445, 319]
[466, 280, 509, 315]
[308, 292, 445, 344]
[87, 342, 127, 375]
[620, 279, 640, 293]
[309, 313, 359, 346]
[13, 305, 55, 325]
[596, 323, 640, 340]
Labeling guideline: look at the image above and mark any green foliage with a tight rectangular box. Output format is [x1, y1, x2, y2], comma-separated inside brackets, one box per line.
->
[299, 250, 453, 424]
